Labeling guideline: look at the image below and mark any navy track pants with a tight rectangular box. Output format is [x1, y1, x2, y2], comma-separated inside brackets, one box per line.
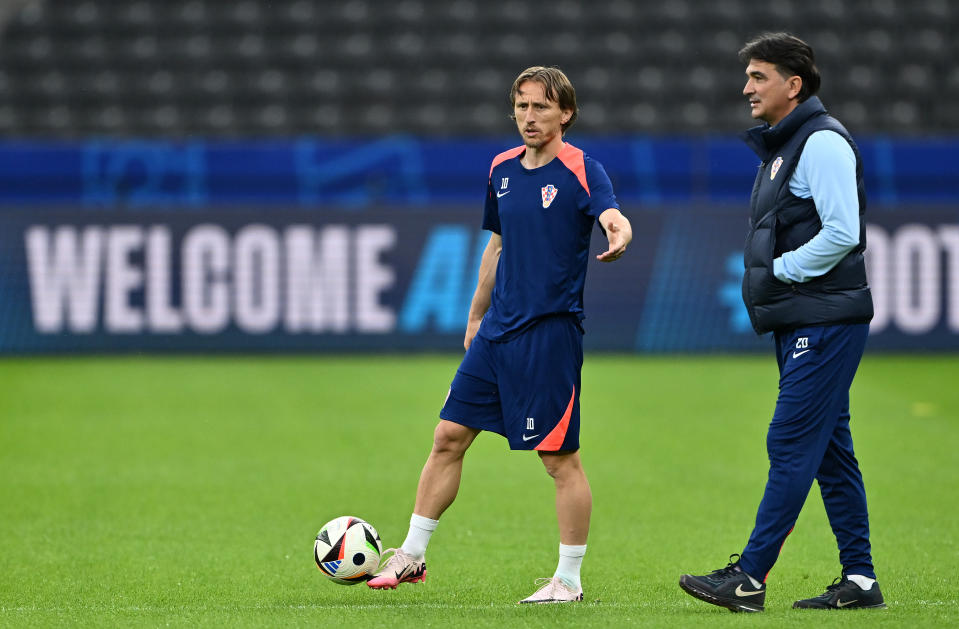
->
[739, 323, 875, 581]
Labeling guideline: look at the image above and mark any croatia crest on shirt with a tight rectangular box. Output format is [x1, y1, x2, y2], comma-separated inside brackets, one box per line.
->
[541, 184, 558, 208]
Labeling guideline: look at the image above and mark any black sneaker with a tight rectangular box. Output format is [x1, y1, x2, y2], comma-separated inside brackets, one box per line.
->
[793, 576, 887, 609]
[679, 554, 766, 613]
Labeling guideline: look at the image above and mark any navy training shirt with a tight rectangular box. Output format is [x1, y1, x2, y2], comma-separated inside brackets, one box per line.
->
[478, 142, 620, 341]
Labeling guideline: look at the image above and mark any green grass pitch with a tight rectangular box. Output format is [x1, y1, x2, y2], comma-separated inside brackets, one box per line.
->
[1, 353, 956, 628]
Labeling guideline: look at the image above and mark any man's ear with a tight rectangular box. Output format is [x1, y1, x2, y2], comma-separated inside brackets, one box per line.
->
[787, 75, 803, 100]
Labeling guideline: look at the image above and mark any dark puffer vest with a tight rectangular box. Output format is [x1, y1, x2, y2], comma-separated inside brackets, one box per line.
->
[741, 96, 873, 335]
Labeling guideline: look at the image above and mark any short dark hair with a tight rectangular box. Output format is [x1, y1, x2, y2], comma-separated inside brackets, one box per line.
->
[509, 66, 579, 132]
[739, 32, 821, 102]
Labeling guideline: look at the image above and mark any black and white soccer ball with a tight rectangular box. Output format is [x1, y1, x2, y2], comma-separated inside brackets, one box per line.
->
[314, 516, 383, 585]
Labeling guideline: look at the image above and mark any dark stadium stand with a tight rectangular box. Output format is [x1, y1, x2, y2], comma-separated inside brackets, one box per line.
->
[0, 0, 954, 137]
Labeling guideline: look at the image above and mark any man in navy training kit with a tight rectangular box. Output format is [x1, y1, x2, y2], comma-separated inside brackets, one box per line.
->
[367, 66, 632, 604]
[679, 32, 885, 612]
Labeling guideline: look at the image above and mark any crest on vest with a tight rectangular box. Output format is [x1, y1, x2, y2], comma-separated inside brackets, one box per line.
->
[770, 156, 784, 180]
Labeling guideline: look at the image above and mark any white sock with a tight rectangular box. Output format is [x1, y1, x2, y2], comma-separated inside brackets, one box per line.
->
[746, 573, 764, 589]
[554, 543, 587, 590]
[846, 574, 877, 590]
[399, 514, 438, 559]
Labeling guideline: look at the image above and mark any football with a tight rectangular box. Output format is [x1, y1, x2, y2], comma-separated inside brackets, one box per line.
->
[313, 516, 383, 585]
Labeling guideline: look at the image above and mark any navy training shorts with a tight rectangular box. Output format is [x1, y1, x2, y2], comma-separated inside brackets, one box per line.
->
[440, 314, 583, 451]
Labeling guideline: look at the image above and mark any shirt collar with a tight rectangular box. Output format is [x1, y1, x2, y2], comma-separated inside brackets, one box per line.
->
[741, 96, 827, 161]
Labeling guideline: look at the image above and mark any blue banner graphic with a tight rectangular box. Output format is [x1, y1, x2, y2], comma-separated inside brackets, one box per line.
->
[1, 137, 956, 207]
[1, 207, 956, 354]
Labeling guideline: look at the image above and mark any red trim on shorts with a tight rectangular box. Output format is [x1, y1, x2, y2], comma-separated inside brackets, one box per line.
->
[535, 386, 576, 451]
[556, 143, 589, 196]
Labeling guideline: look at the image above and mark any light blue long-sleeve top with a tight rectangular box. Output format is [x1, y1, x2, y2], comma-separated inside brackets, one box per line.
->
[772, 130, 861, 284]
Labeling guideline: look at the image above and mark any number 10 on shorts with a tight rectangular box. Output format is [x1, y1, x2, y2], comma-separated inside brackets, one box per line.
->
[526, 417, 535, 430]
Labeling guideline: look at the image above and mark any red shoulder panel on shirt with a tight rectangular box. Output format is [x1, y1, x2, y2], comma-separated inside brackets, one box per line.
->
[556, 143, 590, 196]
[488, 145, 526, 178]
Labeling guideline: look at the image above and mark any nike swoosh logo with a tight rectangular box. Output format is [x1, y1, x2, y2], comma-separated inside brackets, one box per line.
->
[836, 599, 858, 608]
[521, 433, 540, 442]
[395, 565, 415, 580]
[734, 584, 764, 597]
[496, 190, 510, 198]
[792, 349, 811, 358]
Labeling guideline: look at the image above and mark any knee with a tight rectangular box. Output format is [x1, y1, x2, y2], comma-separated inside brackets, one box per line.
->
[539, 451, 582, 480]
[431, 421, 474, 458]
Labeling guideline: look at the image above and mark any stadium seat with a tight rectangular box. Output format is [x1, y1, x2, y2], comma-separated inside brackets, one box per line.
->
[0, 0, 949, 137]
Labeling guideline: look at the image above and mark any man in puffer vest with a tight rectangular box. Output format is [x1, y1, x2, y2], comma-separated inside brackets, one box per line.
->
[679, 32, 885, 613]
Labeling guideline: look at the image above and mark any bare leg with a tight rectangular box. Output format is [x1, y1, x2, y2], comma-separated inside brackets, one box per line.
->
[539, 450, 592, 545]
[368, 420, 479, 589]
[412, 420, 481, 520]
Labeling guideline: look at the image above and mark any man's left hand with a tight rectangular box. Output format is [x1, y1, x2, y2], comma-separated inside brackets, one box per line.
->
[596, 208, 632, 262]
